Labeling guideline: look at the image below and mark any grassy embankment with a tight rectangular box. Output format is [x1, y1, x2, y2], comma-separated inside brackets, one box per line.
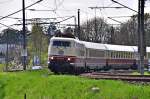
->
[0, 69, 150, 99]
[0, 64, 4, 72]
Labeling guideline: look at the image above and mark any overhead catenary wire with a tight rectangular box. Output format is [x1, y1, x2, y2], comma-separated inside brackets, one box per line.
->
[107, 17, 123, 24]
[111, 0, 138, 13]
[0, 0, 44, 21]
[108, 16, 133, 18]
[30, 0, 53, 9]
[0, 22, 16, 30]
[0, 0, 14, 4]
[12, 16, 76, 25]
[0, 16, 22, 20]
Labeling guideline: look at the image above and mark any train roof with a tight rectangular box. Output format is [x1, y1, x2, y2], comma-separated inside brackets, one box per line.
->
[104, 44, 135, 52]
[50, 37, 150, 52]
[81, 41, 106, 50]
[81, 41, 136, 52]
[50, 37, 78, 41]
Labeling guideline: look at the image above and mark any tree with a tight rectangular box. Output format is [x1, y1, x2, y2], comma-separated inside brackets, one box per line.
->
[29, 20, 49, 66]
[116, 15, 137, 45]
[0, 28, 20, 44]
[115, 13, 150, 46]
[80, 17, 112, 43]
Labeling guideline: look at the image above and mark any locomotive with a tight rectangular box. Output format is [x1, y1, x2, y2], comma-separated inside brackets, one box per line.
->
[48, 36, 150, 74]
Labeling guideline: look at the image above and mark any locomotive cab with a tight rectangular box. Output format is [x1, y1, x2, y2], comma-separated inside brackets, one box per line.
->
[48, 37, 84, 73]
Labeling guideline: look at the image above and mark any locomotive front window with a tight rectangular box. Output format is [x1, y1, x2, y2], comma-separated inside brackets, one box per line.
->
[53, 41, 71, 47]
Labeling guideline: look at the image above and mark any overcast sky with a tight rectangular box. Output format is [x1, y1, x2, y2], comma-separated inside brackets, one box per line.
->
[0, 0, 150, 31]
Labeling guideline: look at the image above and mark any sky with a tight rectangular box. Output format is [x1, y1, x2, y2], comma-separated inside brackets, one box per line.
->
[0, 0, 150, 31]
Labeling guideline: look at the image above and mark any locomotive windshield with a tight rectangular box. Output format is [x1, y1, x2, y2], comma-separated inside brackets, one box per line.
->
[52, 41, 71, 47]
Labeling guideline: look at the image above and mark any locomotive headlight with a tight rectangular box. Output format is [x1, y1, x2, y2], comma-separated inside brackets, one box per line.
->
[67, 58, 71, 61]
[50, 56, 54, 60]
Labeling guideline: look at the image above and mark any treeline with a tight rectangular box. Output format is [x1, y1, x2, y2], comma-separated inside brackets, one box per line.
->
[0, 29, 21, 44]
[80, 13, 150, 46]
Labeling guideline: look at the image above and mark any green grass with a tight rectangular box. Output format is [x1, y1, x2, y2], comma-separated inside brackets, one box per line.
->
[0, 64, 4, 72]
[0, 70, 150, 99]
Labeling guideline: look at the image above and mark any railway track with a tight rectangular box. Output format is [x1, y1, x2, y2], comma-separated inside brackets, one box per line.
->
[80, 71, 150, 82]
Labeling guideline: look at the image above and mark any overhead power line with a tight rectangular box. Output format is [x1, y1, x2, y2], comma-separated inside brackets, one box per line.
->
[88, 6, 125, 9]
[108, 16, 132, 18]
[27, 9, 55, 12]
[0, 0, 43, 20]
[0, 16, 22, 20]
[107, 17, 123, 24]
[56, 16, 75, 23]
[0, 22, 16, 30]
[13, 16, 76, 25]
[111, 0, 138, 13]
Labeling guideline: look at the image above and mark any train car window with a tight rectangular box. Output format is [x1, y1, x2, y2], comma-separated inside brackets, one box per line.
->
[128, 52, 130, 58]
[116, 52, 118, 58]
[125, 52, 127, 58]
[148, 53, 150, 58]
[114, 51, 116, 58]
[112, 51, 115, 58]
[146, 53, 149, 59]
[106, 51, 109, 58]
[124, 52, 126, 58]
[119, 52, 121, 58]
[118, 52, 121, 59]
[117, 52, 119, 58]
[121, 52, 123, 58]
[131, 52, 133, 58]
[126, 52, 128, 58]
[123, 52, 125, 58]
[111, 51, 113, 58]
[131, 53, 133, 58]
[53, 41, 71, 47]
[115, 52, 116, 58]
[127, 52, 129, 58]
[120, 52, 123, 58]
[115, 52, 117, 58]
[129, 52, 131, 58]
[109, 51, 111, 58]
[118, 52, 120, 58]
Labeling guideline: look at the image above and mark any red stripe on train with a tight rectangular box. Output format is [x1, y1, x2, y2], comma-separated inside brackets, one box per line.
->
[49, 55, 76, 62]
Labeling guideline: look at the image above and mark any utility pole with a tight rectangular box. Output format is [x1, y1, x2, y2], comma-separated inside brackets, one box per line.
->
[138, 0, 141, 73]
[138, 0, 145, 75]
[5, 30, 8, 71]
[22, 0, 26, 70]
[94, 9, 97, 42]
[78, 9, 80, 39]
